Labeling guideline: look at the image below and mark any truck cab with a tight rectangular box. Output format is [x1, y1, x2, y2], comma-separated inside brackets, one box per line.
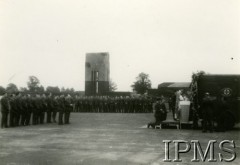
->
[196, 74, 240, 129]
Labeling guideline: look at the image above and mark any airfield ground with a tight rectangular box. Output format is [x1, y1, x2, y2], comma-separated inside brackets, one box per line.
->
[0, 113, 239, 165]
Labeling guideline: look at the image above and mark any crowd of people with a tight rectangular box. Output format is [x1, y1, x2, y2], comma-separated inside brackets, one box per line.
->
[1, 90, 230, 132]
[147, 89, 229, 133]
[0, 92, 155, 128]
[0, 92, 72, 128]
[73, 96, 153, 113]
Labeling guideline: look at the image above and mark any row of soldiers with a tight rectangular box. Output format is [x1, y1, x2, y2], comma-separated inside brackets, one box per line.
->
[0, 92, 73, 128]
[1, 93, 154, 128]
[73, 96, 153, 113]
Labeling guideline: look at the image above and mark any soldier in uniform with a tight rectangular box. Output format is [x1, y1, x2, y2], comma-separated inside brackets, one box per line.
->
[15, 92, 22, 126]
[201, 92, 214, 133]
[32, 94, 40, 125]
[46, 93, 53, 123]
[25, 94, 32, 126]
[39, 94, 46, 124]
[147, 97, 153, 113]
[64, 94, 72, 124]
[52, 95, 59, 123]
[78, 96, 83, 112]
[1, 92, 10, 128]
[58, 95, 65, 125]
[20, 94, 28, 126]
[216, 96, 229, 132]
[9, 94, 16, 127]
[147, 97, 167, 128]
[74, 95, 79, 112]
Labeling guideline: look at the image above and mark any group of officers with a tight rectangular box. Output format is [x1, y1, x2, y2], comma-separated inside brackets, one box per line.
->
[1, 92, 154, 128]
[1, 91, 229, 132]
[147, 90, 229, 133]
[73, 96, 153, 113]
[0, 92, 73, 128]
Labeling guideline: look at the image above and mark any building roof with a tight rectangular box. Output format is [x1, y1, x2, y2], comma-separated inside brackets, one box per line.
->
[168, 82, 191, 88]
[158, 82, 174, 88]
[158, 82, 191, 88]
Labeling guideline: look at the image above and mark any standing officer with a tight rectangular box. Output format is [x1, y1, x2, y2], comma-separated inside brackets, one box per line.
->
[201, 92, 214, 133]
[9, 94, 16, 127]
[32, 94, 40, 125]
[1, 92, 10, 128]
[25, 94, 32, 126]
[20, 94, 28, 126]
[52, 95, 59, 123]
[46, 93, 53, 123]
[64, 94, 72, 124]
[58, 95, 65, 125]
[39, 94, 47, 124]
[15, 92, 22, 126]
[216, 96, 229, 132]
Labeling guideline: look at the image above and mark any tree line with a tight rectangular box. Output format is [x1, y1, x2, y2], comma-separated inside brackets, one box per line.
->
[0, 76, 76, 96]
[0, 72, 153, 96]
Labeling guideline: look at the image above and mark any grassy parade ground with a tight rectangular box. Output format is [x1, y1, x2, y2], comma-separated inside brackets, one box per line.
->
[0, 113, 240, 165]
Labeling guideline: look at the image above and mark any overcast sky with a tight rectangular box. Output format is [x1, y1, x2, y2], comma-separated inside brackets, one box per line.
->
[0, 0, 239, 91]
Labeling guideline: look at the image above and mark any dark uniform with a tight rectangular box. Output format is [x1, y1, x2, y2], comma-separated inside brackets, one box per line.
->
[15, 94, 22, 126]
[9, 94, 17, 127]
[148, 99, 167, 128]
[20, 95, 28, 126]
[216, 97, 229, 132]
[32, 95, 40, 125]
[64, 95, 72, 124]
[58, 95, 65, 125]
[46, 95, 53, 123]
[1, 94, 9, 128]
[25, 95, 32, 126]
[201, 93, 214, 133]
[52, 96, 59, 123]
[39, 95, 47, 124]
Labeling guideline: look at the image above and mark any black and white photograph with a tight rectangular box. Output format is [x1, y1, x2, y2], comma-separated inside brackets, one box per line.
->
[0, 0, 239, 164]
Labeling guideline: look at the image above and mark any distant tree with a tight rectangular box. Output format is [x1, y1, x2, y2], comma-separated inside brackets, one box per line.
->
[70, 88, 75, 95]
[37, 85, 45, 93]
[19, 87, 28, 93]
[191, 71, 206, 83]
[46, 86, 60, 95]
[61, 87, 65, 93]
[131, 72, 152, 94]
[190, 71, 206, 91]
[27, 76, 41, 92]
[190, 70, 206, 103]
[0, 86, 6, 95]
[109, 79, 117, 92]
[65, 88, 75, 96]
[6, 83, 18, 94]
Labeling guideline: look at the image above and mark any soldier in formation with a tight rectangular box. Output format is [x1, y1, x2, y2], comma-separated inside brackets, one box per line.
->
[1, 93, 155, 128]
[0, 92, 73, 128]
[73, 96, 153, 113]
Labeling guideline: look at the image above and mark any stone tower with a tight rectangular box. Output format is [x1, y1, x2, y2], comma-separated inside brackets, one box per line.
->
[85, 52, 110, 95]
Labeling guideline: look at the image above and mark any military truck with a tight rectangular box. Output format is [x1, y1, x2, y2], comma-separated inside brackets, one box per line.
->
[194, 74, 240, 129]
